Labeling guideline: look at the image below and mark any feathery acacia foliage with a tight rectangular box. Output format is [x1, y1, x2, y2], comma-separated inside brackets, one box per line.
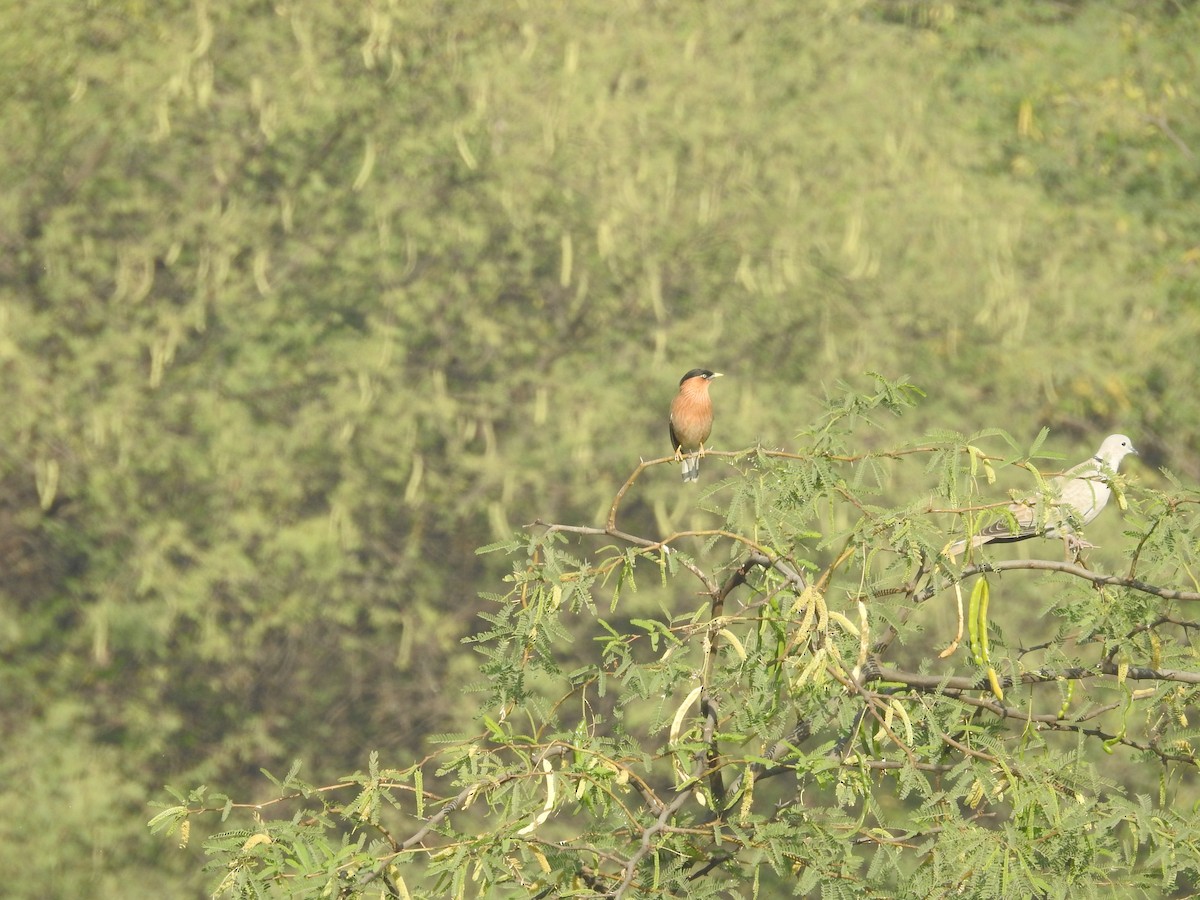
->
[155, 378, 1200, 897]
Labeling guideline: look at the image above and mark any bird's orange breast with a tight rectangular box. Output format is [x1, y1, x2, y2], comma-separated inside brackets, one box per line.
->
[670, 383, 713, 451]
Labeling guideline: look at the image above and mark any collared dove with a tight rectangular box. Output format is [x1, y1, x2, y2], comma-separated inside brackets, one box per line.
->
[949, 434, 1137, 556]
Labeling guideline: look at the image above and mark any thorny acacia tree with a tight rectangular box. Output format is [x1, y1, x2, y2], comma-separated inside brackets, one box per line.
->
[154, 378, 1200, 897]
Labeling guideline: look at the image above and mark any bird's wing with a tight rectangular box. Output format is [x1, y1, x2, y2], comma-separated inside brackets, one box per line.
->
[974, 498, 1041, 543]
[1055, 464, 1111, 529]
[947, 499, 1038, 555]
[669, 419, 683, 454]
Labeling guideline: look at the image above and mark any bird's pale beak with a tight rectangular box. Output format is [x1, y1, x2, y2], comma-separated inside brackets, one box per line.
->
[711, 372, 724, 379]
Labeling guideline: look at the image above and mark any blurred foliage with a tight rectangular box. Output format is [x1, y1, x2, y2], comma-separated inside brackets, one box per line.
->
[0, 0, 1196, 894]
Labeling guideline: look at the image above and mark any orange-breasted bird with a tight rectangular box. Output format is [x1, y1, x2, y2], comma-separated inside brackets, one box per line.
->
[669, 368, 722, 482]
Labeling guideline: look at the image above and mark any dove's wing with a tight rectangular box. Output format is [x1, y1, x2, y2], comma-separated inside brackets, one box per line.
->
[946, 499, 1039, 556]
[1045, 462, 1110, 536]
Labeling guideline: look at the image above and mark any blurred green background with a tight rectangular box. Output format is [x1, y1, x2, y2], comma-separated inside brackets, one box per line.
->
[1, 0, 1197, 894]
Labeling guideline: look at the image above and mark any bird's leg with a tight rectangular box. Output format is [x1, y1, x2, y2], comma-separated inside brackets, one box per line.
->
[697, 442, 706, 458]
[674, 447, 684, 462]
[1063, 533, 1097, 562]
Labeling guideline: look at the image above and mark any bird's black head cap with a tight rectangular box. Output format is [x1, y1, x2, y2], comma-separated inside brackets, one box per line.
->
[679, 368, 716, 385]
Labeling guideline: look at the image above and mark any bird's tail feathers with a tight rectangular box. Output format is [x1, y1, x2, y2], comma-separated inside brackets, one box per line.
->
[946, 534, 990, 558]
[681, 456, 700, 483]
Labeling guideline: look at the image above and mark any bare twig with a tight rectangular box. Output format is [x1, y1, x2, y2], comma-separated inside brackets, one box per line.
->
[605, 445, 941, 532]
[1141, 112, 1196, 163]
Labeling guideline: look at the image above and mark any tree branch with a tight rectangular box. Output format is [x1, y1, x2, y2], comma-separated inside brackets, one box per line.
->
[869, 660, 1200, 693]
[962, 559, 1200, 602]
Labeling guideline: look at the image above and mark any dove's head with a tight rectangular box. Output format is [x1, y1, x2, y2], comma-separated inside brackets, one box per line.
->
[1096, 434, 1137, 469]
